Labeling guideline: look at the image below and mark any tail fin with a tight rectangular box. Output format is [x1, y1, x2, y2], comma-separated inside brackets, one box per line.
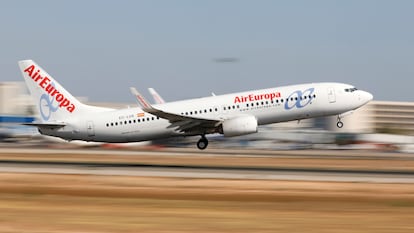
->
[18, 60, 106, 123]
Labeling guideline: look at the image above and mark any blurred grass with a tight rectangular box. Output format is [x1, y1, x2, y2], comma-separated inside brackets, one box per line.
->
[0, 173, 414, 232]
[1, 194, 414, 233]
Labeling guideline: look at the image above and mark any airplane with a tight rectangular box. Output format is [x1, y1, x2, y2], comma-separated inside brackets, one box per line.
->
[18, 59, 373, 150]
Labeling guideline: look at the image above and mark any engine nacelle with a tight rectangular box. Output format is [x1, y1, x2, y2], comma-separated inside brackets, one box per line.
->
[222, 115, 258, 137]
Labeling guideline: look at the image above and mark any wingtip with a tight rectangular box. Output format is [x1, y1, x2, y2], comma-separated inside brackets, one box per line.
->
[130, 87, 139, 95]
[130, 87, 152, 109]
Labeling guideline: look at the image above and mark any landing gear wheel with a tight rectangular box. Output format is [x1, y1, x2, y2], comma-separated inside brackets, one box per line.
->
[337, 121, 344, 128]
[197, 136, 208, 150]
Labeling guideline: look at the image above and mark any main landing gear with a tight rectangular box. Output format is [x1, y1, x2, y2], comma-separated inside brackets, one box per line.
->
[336, 116, 344, 128]
[197, 135, 208, 150]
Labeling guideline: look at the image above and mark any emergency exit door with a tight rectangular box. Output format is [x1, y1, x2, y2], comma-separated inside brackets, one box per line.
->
[327, 88, 336, 103]
[87, 121, 95, 137]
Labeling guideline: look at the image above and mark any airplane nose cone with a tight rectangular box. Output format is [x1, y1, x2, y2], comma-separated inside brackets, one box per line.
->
[366, 92, 373, 101]
[360, 91, 373, 104]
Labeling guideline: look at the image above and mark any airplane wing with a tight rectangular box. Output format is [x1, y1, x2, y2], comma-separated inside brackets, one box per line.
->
[130, 87, 221, 134]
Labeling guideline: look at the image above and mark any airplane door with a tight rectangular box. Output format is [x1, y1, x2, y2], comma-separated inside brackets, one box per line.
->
[87, 121, 95, 137]
[327, 88, 336, 103]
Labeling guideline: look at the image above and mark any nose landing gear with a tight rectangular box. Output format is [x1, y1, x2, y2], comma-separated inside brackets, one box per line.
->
[336, 116, 344, 128]
[197, 135, 208, 150]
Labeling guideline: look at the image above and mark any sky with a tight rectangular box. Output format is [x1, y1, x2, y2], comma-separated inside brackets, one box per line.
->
[1, 0, 413, 102]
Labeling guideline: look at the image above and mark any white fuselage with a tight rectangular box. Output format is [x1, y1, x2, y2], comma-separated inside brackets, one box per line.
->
[40, 82, 372, 143]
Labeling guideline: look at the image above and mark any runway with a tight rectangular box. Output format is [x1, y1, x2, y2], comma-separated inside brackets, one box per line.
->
[0, 147, 414, 183]
[2, 146, 414, 159]
[1, 158, 414, 183]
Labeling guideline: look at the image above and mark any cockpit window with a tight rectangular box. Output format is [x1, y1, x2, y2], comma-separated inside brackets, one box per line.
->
[345, 87, 358, 92]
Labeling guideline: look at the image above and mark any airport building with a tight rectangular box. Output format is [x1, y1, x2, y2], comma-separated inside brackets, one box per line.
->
[316, 101, 414, 136]
[0, 82, 34, 123]
[369, 101, 414, 135]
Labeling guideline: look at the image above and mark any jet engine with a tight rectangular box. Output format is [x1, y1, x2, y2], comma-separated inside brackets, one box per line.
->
[221, 115, 258, 137]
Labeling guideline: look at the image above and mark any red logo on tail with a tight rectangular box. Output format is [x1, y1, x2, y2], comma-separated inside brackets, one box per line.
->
[24, 64, 76, 113]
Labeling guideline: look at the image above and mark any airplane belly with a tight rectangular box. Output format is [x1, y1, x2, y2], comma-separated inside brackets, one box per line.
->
[256, 109, 292, 125]
[124, 127, 176, 142]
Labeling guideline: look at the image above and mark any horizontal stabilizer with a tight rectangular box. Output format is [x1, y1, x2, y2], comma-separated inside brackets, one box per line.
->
[23, 122, 66, 129]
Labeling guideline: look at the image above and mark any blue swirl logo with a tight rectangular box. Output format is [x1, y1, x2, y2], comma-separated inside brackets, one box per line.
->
[39, 83, 59, 121]
[284, 88, 315, 110]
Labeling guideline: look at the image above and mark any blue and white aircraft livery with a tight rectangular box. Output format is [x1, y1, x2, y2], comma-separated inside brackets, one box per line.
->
[19, 60, 373, 150]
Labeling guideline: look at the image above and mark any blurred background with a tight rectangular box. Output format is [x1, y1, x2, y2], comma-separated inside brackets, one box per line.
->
[1, 1, 414, 232]
[0, 0, 413, 152]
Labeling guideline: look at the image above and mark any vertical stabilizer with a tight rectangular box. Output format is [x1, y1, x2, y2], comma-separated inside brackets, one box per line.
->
[18, 60, 107, 123]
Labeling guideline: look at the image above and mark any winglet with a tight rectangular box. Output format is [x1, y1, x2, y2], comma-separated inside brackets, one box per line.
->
[130, 87, 152, 109]
[148, 88, 166, 104]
